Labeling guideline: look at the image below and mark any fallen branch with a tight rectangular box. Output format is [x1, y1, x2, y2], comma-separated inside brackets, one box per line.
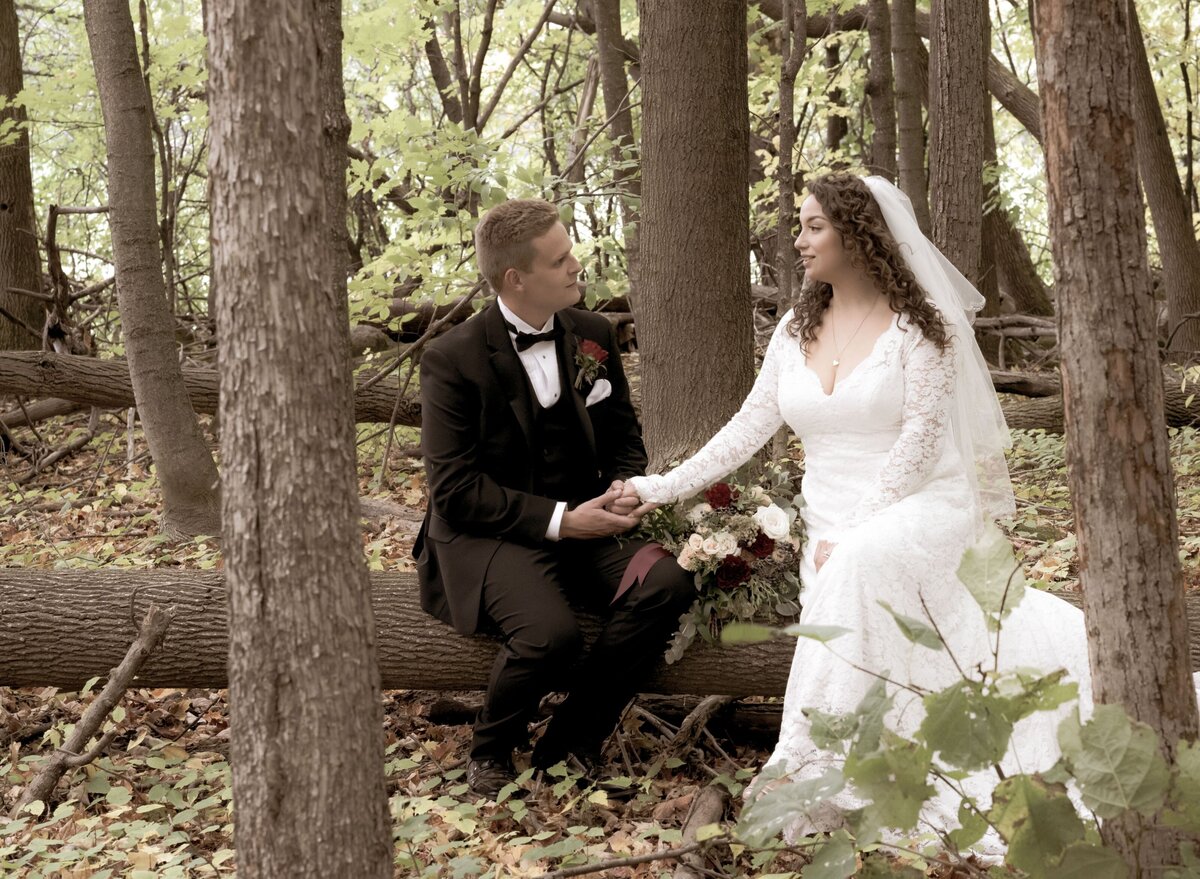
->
[674, 785, 730, 879]
[538, 838, 716, 879]
[10, 603, 174, 818]
[666, 694, 736, 759]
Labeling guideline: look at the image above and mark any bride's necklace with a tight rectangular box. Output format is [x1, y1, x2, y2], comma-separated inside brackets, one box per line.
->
[829, 296, 882, 369]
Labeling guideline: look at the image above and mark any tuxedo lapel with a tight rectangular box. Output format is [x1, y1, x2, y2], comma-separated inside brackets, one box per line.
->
[484, 304, 536, 449]
[556, 309, 597, 458]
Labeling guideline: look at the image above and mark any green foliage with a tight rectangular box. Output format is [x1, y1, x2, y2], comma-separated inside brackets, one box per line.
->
[1057, 705, 1171, 819]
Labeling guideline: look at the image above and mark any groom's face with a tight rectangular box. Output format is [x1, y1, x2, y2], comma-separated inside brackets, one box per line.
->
[505, 222, 583, 317]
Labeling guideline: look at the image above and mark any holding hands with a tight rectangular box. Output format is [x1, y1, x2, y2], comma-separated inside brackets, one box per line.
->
[559, 481, 657, 539]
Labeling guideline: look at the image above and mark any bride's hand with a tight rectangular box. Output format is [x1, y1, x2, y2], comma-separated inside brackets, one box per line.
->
[814, 539, 837, 572]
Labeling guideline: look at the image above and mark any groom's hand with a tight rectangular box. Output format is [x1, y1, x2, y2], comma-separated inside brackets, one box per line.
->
[604, 480, 659, 519]
[561, 489, 642, 539]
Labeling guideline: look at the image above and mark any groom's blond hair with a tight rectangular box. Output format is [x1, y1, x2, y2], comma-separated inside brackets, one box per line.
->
[475, 199, 561, 293]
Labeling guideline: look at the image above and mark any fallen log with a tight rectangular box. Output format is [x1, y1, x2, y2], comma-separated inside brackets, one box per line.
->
[1001, 375, 1199, 433]
[1, 570, 1197, 693]
[0, 351, 420, 426]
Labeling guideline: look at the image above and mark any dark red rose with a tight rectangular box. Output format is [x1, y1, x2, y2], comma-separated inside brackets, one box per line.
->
[744, 531, 776, 559]
[715, 555, 752, 590]
[704, 482, 739, 509]
[579, 339, 609, 363]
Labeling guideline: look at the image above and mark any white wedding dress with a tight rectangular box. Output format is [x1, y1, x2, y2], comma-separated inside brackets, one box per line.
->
[631, 308, 1199, 855]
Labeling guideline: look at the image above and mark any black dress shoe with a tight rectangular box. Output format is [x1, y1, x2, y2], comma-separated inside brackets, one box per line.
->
[466, 757, 520, 800]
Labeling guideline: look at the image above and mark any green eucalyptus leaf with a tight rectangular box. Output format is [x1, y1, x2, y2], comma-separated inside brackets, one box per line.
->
[736, 767, 845, 846]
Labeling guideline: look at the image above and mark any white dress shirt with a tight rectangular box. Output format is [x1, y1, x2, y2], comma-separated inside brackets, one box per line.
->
[497, 298, 568, 541]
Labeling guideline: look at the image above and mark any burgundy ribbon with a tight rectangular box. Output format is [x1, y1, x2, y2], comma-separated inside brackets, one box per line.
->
[611, 543, 673, 605]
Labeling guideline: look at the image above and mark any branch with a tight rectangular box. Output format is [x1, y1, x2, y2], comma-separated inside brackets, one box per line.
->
[11, 603, 174, 818]
[477, 0, 559, 131]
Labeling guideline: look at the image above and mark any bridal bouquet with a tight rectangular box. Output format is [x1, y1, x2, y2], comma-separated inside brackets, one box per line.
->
[635, 460, 807, 663]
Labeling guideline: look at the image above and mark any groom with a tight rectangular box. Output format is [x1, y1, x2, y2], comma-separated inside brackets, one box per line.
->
[414, 198, 694, 798]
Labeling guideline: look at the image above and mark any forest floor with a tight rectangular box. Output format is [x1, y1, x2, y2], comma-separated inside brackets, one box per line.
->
[1, 410, 1198, 878]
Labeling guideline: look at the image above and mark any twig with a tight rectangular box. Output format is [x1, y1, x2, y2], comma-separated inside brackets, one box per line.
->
[15, 407, 99, 484]
[11, 603, 174, 817]
[537, 838, 716, 879]
[666, 695, 734, 758]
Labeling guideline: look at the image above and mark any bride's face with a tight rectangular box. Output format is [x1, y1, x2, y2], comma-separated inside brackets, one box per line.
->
[794, 196, 849, 283]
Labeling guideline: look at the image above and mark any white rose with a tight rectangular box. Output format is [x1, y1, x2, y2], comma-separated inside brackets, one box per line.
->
[700, 536, 722, 558]
[753, 504, 791, 540]
[750, 486, 772, 506]
[712, 531, 739, 558]
[677, 545, 698, 571]
[686, 502, 713, 523]
[687, 533, 706, 552]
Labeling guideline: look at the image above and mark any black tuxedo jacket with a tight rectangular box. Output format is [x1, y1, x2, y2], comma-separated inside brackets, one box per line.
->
[414, 301, 648, 634]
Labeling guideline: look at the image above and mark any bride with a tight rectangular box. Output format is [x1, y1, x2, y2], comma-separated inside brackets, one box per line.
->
[625, 173, 1198, 852]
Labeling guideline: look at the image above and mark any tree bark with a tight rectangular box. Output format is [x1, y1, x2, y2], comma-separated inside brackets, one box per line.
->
[0, 0, 44, 351]
[823, 39, 847, 154]
[865, 0, 896, 181]
[206, 0, 390, 875]
[636, 0, 754, 471]
[0, 350, 421, 425]
[775, 0, 807, 304]
[928, 0, 987, 285]
[1033, 0, 1199, 870]
[1127, 0, 1200, 357]
[890, 0, 930, 233]
[83, 0, 221, 537]
[4, 570, 1196, 692]
[592, 0, 642, 312]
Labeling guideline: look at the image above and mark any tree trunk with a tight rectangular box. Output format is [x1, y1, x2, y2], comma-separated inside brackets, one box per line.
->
[928, 0, 987, 285]
[865, 0, 896, 180]
[1127, 0, 1200, 357]
[890, 0, 930, 233]
[823, 39, 847, 154]
[983, 122, 1054, 316]
[592, 0, 643, 312]
[0, 350, 421, 425]
[4, 570, 1196, 692]
[206, 0, 390, 875]
[776, 0, 807, 304]
[1033, 0, 1199, 870]
[0, 0, 44, 351]
[636, 0, 754, 471]
[83, 0, 221, 537]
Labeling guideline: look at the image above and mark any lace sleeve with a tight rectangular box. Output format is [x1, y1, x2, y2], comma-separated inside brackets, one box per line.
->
[628, 315, 790, 504]
[841, 330, 957, 528]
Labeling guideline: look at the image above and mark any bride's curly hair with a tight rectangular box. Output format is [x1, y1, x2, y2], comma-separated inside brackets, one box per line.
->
[787, 173, 949, 353]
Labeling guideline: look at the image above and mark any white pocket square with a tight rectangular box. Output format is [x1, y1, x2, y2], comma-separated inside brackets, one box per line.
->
[584, 378, 612, 407]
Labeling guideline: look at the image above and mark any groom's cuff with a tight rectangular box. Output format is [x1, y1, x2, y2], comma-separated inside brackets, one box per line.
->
[545, 501, 567, 541]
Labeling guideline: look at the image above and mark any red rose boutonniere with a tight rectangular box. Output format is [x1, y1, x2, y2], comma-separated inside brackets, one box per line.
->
[574, 338, 609, 390]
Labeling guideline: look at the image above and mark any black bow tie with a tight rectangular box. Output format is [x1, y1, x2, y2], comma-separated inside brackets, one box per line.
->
[505, 321, 563, 352]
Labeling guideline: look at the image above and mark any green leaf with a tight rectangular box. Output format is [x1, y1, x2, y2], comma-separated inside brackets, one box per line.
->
[105, 786, 132, 807]
[876, 600, 944, 651]
[780, 623, 853, 643]
[844, 734, 934, 832]
[720, 622, 777, 643]
[1058, 705, 1170, 818]
[920, 681, 1014, 771]
[956, 523, 1027, 625]
[1165, 740, 1200, 831]
[804, 707, 857, 752]
[1054, 842, 1130, 879]
[948, 801, 989, 850]
[801, 835, 856, 879]
[988, 775, 1083, 875]
[736, 767, 845, 846]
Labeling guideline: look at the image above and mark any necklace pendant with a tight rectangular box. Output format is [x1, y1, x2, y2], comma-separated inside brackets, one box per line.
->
[832, 359, 840, 367]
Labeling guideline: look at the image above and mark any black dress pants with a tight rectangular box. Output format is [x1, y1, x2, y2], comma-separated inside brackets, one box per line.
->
[469, 535, 695, 762]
